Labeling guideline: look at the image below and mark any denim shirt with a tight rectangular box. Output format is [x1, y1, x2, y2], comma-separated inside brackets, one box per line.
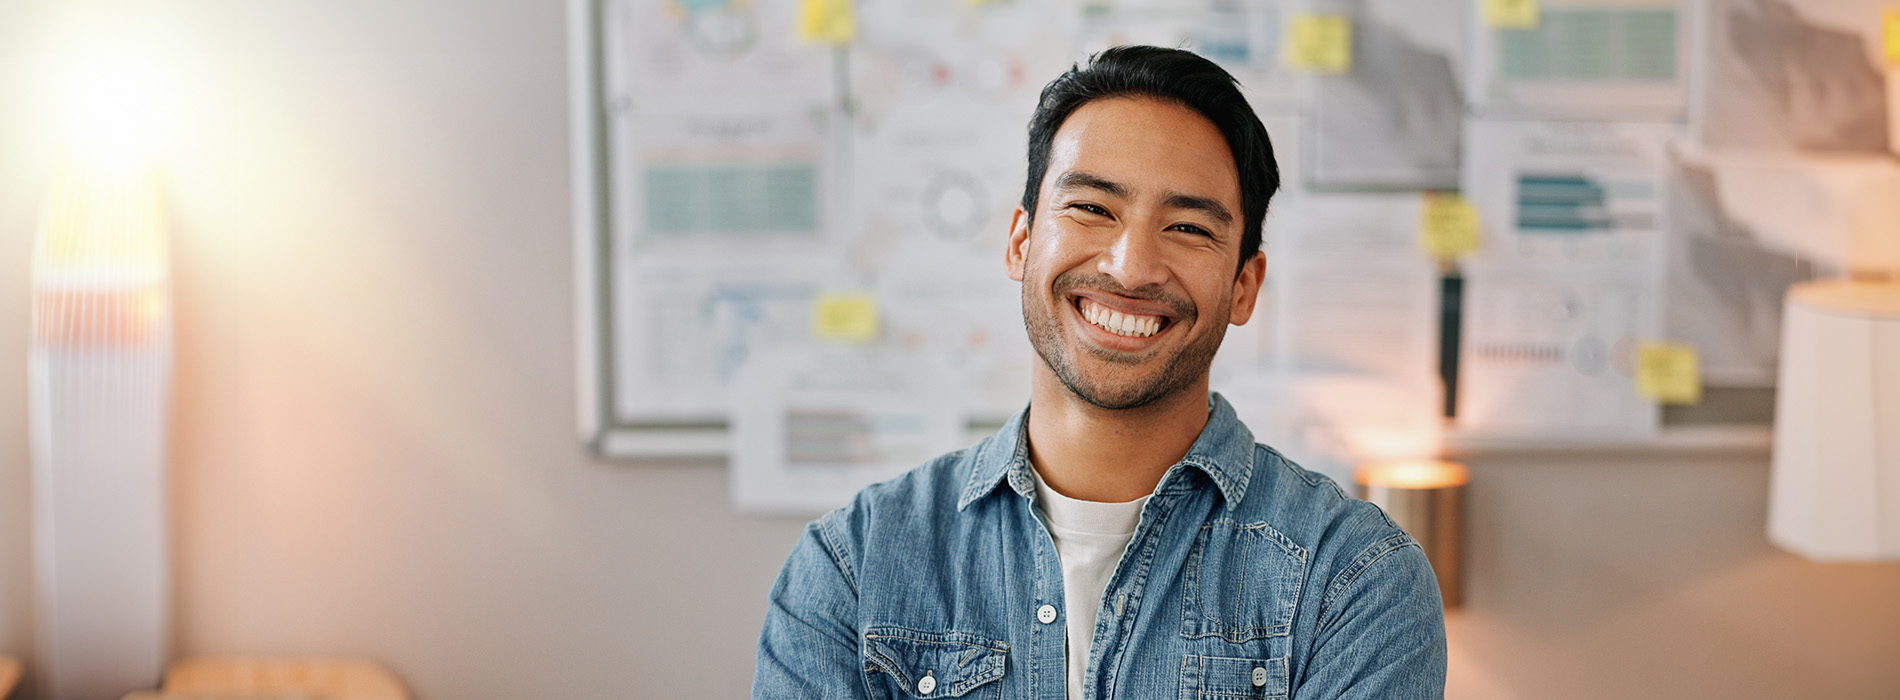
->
[754, 393, 1446, 700]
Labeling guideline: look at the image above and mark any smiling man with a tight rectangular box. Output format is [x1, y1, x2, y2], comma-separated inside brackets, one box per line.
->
[755, 46, 1446, 700]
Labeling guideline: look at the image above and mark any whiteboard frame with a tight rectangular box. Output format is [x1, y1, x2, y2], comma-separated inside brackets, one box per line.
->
[572, 0, 666, 458]
[572, 0, 742, 458]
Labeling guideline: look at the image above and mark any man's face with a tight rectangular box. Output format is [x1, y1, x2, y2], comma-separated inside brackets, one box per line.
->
[1006, 97, 1265, 410]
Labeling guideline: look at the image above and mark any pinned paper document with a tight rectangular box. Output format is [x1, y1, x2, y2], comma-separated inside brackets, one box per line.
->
[812, 293, 879, 343]
[1284, 14, 1352, 74]
[1636, 342, 1701, 405]
[799, 0, 855, 44]
[1419, 192, 1480, 260]
[1484, 0, 1539, 29]
[1466, 1, 1684, 119]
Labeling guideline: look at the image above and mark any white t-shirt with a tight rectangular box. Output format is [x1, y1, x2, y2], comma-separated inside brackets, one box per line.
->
[1031, 468, 1151, 700]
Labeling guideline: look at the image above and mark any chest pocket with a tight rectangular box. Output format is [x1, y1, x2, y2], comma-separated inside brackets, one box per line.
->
[1180, 654, 1288, 700]
[1181, 520, 1307, 643]
[863, 627, 1008, 699]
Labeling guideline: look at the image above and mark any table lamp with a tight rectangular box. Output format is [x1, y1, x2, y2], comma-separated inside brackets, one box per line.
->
[1765, 161, 1900, 561]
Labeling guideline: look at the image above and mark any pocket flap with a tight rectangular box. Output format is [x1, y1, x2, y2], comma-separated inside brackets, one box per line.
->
[1181, 654, 1288, 699]
[863, 627, 1008, 698]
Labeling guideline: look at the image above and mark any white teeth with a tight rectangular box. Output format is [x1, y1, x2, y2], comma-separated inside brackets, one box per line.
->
[1079, 298, 1162, 338]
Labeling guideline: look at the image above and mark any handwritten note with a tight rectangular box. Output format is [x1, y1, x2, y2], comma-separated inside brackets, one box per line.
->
[1484, 0, 1540, 29]
[1636, 342, 1702, 405]
[1419, 192, 1481, 260]
[799, 0, 855, 44]
[1284, 15, 1352, 74]
[812, 293, 879, 343]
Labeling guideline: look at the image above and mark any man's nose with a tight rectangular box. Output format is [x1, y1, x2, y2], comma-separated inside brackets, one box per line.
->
[1098, 227, 1169, 291]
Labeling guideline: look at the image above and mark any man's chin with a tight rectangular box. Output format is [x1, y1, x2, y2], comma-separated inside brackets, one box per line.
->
[1054, 368, 1178, 411]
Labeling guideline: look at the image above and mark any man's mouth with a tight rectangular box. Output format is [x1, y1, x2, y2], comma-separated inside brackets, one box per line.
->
[1077, 296, 1169, 339]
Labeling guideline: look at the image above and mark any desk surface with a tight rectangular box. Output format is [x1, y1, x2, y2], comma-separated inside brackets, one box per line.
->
[161, 658, 408, 700]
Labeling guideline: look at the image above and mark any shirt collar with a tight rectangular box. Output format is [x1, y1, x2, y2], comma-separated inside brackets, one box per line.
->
[957, 392, 1256, 511]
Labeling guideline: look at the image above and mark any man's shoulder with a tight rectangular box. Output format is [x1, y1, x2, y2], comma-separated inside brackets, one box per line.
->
[1231, 444, 1413, 565]
[813, 438, 993, 548]
[862, 437, 991, 509]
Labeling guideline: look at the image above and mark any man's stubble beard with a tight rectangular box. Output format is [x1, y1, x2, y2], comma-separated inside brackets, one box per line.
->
[1021, 261, 1230, 411]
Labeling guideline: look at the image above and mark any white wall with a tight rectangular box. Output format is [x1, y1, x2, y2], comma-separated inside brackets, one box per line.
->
[2, 2, 1897, 700]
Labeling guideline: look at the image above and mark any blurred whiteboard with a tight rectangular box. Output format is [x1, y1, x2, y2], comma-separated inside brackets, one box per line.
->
[571, 0, 1875, 473]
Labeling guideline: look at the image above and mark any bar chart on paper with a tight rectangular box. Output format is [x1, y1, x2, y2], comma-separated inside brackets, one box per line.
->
[1514, 172, 1658, 236]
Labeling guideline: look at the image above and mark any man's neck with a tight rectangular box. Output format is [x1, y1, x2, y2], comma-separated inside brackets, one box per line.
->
[1024, 371, 1212, 503]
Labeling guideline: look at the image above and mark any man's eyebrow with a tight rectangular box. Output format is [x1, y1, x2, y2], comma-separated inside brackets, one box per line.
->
[1052, 171, 1131, 199]
[1163, 192, 1235, 228]
[1055, 170, 1235, 228]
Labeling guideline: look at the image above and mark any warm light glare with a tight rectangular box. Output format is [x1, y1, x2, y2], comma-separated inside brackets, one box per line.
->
[31, 15, 179, 352]
[34, 100, 172, 352]
[34, 157, 169, 277]
[48, 24, 179, 173]
[1356, 459, 1470, 490]
[31, 157, 172, 350]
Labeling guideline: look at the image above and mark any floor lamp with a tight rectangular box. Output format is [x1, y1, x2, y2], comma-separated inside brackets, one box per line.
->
[28, 150, 173, 698]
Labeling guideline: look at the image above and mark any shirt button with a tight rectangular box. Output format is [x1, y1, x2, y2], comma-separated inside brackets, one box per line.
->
[1252, 666, 1268, 687]
[1036, 604, 1057, 624]
[917, 673, 937, 694]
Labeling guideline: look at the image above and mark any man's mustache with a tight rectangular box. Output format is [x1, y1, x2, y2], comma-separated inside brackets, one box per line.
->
[1050, 271, 1196, 320]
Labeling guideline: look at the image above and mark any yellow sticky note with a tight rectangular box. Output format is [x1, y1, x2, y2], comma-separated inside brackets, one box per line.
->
[1884, 9, 1900, 65]
[1284, 14, 1352, 74]
[1484, 0, 1539, 29]
[799, 0, 855, 44]
[1636, 342, 1702, 405]
[812, 293, 878, 343]
[1419, 192, 1481, 260]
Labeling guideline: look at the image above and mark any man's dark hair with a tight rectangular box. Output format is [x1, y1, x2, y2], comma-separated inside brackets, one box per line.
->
[1021, 45, 1279, 276]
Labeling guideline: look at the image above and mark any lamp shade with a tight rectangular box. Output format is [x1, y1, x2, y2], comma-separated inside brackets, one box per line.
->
[1768, 280, 1900, 560]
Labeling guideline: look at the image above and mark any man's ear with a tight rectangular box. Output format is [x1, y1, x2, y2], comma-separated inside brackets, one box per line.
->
[1227, 251, 1267, 325]
[1005, 206, 1031, 282]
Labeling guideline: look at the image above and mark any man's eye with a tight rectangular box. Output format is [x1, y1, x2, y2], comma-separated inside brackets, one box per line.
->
[1171, 223, 1212, 237]
[1070, 203, 1110, 216]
